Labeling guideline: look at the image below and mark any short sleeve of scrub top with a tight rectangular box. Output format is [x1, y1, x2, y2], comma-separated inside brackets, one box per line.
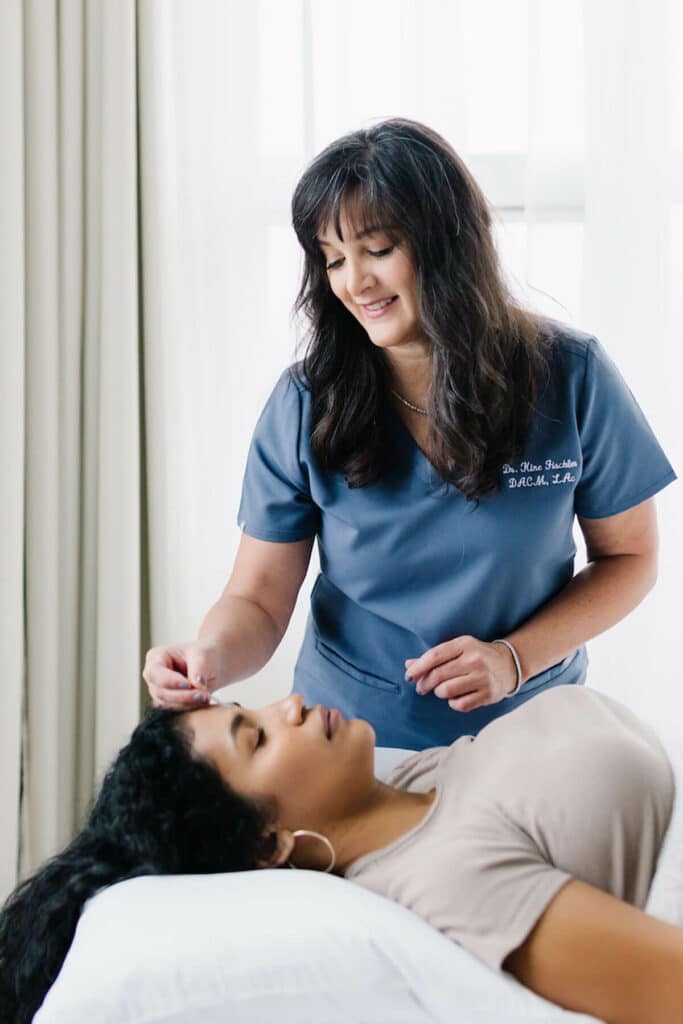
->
[573, 338, 676, 517]
[237, 369, 321, 541]
[237, 327, 678, 750]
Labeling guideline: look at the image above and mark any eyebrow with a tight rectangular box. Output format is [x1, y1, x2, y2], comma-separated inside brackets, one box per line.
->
[208, 701, 243, 748]
[229, 712, 245, 746]
[317, 225, 387, 249]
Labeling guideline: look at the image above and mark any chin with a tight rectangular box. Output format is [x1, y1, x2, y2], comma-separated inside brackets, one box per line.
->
[357, 718, 376, 745]
[367, 331, 416, 349]
[341, 716, 375, 745]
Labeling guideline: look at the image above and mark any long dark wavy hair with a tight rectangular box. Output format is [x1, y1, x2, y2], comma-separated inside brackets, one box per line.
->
[0, 708, 276, 1024]
[291, 117, 560, 505]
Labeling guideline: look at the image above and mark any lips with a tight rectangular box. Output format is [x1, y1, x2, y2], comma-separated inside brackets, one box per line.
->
[318, 705, 342, 739]
[362, 296, 396, 309]
[361, 295, 398, 320]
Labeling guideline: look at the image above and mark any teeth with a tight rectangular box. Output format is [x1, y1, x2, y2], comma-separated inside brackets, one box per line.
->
[366, 297, 395, 311]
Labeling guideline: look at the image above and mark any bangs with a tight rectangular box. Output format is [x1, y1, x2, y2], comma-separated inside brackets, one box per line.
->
[314, 176, 402, 250]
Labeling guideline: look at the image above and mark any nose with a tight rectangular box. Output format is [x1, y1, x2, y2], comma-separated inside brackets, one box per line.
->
[282, 693, 307, 725]
[258, 693, 306, 730]
[345, 257, 375, 298]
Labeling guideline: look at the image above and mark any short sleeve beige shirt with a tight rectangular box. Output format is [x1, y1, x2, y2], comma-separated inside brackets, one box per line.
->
[345, 685, 675, 972]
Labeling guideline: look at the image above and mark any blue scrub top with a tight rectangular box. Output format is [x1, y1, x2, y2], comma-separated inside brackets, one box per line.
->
[237, 325, 677, 749]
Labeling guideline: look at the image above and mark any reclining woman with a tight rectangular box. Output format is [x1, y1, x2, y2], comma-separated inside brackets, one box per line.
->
[1, 685, 680, 1024]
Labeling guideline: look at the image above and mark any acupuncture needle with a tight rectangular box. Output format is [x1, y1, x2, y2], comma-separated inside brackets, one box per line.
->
[207, 694, 234, 708]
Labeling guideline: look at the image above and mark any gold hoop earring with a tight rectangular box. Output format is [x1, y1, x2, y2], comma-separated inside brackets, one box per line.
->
[287, 829, 336, 873]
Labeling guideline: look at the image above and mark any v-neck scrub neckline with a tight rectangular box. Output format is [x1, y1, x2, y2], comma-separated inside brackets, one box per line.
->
[388, 404, 443, 483]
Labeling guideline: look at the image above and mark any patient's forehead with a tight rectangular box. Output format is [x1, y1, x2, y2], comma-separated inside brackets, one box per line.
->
[182, 704, 233, 749]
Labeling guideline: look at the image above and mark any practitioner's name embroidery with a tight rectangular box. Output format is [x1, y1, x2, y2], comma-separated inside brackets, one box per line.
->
[503, 456, 578, 489]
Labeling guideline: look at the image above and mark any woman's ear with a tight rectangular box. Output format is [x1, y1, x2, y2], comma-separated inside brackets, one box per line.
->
[255, 829, 296, 869]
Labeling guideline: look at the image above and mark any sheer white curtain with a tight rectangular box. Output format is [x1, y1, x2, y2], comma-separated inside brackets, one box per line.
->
[562, 1, 682, 720]
[524, 0, 683, 720]
[0, 0, 144, 896]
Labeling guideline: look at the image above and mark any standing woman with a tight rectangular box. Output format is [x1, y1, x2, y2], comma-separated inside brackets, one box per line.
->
[143, 118, 677, 749]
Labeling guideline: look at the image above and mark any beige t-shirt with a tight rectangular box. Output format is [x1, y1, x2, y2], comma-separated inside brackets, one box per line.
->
[345, 685, 675, 973]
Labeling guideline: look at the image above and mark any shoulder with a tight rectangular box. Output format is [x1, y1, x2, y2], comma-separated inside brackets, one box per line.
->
[385, 745, 450, 793]
[258, 361, 311, 418]
[264, 361, 312, 411]
[533, 320, 619, 409]
[263, 360, 310, 394]
[284, 360, 311, 393]
[537, 317, 598, 369]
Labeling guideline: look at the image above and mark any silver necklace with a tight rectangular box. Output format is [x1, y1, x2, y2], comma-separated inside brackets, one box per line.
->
[390, 389, 428, 416]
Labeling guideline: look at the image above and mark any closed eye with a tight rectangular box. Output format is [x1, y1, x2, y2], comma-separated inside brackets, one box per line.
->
[326, 246, 394, 271]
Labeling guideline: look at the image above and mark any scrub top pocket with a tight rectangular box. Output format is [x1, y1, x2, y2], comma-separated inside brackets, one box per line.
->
[314, 638, 401, 694]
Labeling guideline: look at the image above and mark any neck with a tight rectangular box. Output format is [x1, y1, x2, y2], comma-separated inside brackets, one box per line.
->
[383, 344, 432, 410]
[321, 781, 437, 874]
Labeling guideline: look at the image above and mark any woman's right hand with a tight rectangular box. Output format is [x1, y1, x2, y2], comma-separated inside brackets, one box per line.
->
[142, 642, 222, 709]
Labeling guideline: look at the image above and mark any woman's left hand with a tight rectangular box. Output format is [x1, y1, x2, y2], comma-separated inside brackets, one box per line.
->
[404, 636, 519, 712]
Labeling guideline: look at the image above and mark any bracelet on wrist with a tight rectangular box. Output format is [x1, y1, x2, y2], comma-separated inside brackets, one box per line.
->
[491, 638, 523, 698]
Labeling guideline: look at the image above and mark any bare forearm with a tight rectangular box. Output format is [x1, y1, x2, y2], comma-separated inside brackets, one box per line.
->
[504, 554, 658, 684]
[504, 878, 683, 1024]
[197, 595, 281, 686]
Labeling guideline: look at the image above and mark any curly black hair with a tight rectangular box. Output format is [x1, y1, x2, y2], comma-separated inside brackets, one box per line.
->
[0, 707, 277, 1024]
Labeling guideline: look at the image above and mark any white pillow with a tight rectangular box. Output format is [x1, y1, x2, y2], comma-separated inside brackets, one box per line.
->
[35, 871, 602, 1024]
[35, 736, 682, 1024]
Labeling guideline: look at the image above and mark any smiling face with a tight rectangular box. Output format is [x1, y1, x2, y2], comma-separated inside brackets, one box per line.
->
[182, 694, 376, 841]
[317, 196, 427, 354]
